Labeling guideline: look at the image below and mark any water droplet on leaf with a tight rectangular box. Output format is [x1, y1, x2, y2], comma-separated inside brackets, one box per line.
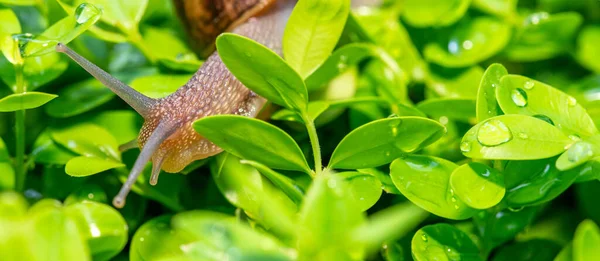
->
[567, 96, 577, 107]
[74, 3, 101, 25]
[518, 132, 528, 139]
[568, 142, 594, 163]
[460, 141, 471, 152]
[524, 81, 535, 90]
[511, 88, 528, 107]
[421, 234, 428, 242]
[477, 119, 512, 146]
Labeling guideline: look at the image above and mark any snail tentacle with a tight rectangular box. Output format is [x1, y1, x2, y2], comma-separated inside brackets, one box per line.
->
[56, 43, 156, 118]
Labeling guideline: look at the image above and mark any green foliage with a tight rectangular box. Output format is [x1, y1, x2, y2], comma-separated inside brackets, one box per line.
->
[2, 0, 600, 260]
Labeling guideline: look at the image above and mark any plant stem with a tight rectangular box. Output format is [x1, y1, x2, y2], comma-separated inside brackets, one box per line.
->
[302, 113, 322, 176]
[14, 63, 26, 191]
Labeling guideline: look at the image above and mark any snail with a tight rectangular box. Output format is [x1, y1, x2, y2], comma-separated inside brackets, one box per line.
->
[56, 0, 379, 208]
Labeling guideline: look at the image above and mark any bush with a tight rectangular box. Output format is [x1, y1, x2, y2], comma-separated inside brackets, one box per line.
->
[1, 0, 600, 260]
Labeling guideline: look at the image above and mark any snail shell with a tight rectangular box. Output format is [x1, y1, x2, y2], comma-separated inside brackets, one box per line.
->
[172, 0, 277, 57]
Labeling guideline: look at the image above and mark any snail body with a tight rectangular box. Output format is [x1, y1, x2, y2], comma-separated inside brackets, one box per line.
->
[57, 0, 293, 207]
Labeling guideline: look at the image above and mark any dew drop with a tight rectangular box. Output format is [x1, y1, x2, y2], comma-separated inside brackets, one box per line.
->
[569, 134, 581, 142]
[460, 141, 471, 152]
[477, 119, 513, 146]
[567, 96, 577, 107]
[568, 142, 594, 163]
[388, 119, 402, 128]
[327, 179, 337, 188]
[74, 3, 101, 25]
[524, 81, 535, 90]
[421, 234, 428, 242]
[518, 132, 529, 139]
[439, 116, 449, 125]
[451, 196, 457, 203]
[511, 88, 528, 107]
[448, 39, 459, 54]
[462, 40, 473, 50]
[454, 204, 460, 210]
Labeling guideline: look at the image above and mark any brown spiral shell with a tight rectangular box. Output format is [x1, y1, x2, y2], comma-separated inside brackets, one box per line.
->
[172, 0, 277, 58]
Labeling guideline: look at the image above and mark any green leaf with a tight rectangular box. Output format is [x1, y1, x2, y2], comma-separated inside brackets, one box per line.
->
[424, 17, 511, 68]
[129, 73, 192, 99]
[573, 220, 600, 261]
[76, 0, 147, 33]
[577, 25, 600, 73]
[31, 130, 78, 164]
[29, 204, 91, 261]
[45, 79, 114, 117]
[66, 156, 125, 177]
[575, 157, 600, 182]
[0, 52, 68, 92]
[141, 27, 202, 72]
[216, 33, 308, 112]
[554, 244, 573, 261]
[461, 115, 572, 160]
[417, 98, 476, 122]
[130, 215, 191, 261]
[556, 139, 600, 171]
[497, 75, 598, 137]
[352, 202, 429, 250]
[357, 168, 400, 194]
[0, 92, 57, 112]
[353, 7, 427, 83]
[211, 153, 296, 236]
[65, 201, 128, 261]
[240, 159, 304, 206]
[297, 174, 365, 259]
[449, 162, 505, 209]
[477, 63, 507, 122]
[305, 44, 405, 95]
[0, 137, 14, 190]
[172, 211, 293, 260]
[472, 0, 517, 17]
[491, 239, 561, 261]
[51, 123, 123, 177]
[474, 206, 540, 252]
[0, 0, 38, 5]
[401, 0, 471, 27]
[0, 8, 22, 64]
[426, 66, 483, 98]
[194, 115, 311, 173]
[64, 183, 108, 205]
[50, 123, 121, 161]
[21, 3, 101, 57]
[90, 110, 142, 145]
[504, 12, 582, 61]
[337, 171, 382, 211]
[283, 0, 350, 77]
[411, 224, 481, 261]
[329, 117, 445, 169]
[504, 158, 579, 208]
[390, 155, 477, 220]
[271, 101, 330, 123]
